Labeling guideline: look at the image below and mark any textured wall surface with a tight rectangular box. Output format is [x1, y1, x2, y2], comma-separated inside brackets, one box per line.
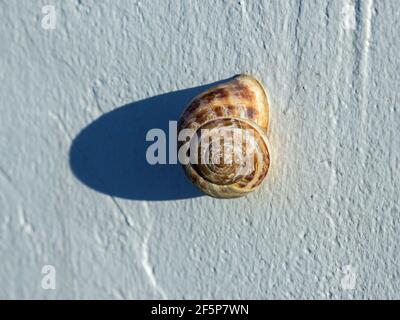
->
[1, 0, 399, 299]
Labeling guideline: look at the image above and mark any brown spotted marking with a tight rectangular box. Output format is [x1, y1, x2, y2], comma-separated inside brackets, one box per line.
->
[184, 99, 200, 115]
[234, 81, 256, 102]
[246, 106, 258, 120]
[199, 88, 229, 103]
[214, 106, 224, 117]
[193, 108, 210, 123]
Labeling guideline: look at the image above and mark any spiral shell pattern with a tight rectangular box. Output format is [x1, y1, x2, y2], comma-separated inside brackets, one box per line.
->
[178, 74, 271, 198]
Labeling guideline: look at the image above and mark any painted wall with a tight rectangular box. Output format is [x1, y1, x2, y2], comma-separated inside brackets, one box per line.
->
[1, 0, 399, 299]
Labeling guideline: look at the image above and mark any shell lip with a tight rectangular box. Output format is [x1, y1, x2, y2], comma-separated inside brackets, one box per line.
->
[236, 74, 270, 133]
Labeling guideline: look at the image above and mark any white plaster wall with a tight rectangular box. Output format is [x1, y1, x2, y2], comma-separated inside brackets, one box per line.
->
[0, 0, 399, 299]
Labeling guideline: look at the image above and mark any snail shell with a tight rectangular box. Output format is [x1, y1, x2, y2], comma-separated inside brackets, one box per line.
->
[178, 74, 271, 198]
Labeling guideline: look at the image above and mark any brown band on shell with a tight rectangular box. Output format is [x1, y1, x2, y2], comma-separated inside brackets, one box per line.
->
[198, 87, 229, 102]
[234, 80, 256, 102]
